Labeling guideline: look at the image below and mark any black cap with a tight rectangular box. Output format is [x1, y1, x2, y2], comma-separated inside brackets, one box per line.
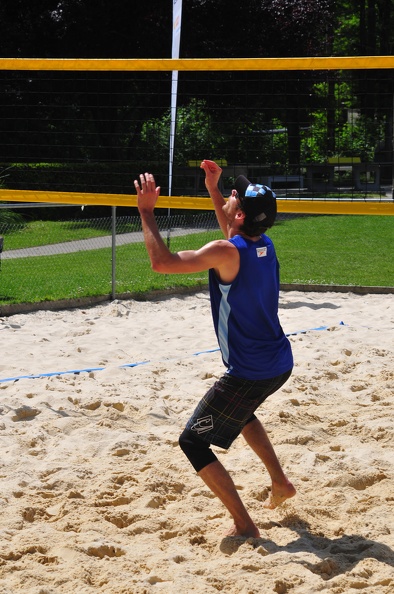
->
[234, 175, 277, 228]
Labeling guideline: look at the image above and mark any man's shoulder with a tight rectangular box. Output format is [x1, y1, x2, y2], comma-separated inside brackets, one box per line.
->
[199, 239, 238, 263]
[207, 238, 238, 250]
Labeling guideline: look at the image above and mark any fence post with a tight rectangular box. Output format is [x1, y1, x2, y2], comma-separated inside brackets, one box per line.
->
[392, 92, 394, 201]
[111, 206, 116, 300]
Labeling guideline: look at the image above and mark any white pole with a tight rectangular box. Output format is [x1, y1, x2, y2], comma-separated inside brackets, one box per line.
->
[169, 0, 183, 200]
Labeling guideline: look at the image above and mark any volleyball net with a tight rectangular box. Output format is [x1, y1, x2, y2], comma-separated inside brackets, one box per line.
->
[1, 57, 394, 310]
[1, 56, 394, 216]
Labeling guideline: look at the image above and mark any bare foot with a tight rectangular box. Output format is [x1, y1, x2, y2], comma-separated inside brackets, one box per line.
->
[224, 523, 260, 538]
[263, 479, 296, 509]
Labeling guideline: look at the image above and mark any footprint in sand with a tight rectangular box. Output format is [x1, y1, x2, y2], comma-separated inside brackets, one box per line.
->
[84, 543, 125, 558]
[11, 406, 41, 422]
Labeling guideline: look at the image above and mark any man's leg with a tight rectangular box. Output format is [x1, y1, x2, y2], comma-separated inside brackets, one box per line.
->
[179, 428, 259, 537]
[198, 460, 260, 538]
[241, 417, 296, 508]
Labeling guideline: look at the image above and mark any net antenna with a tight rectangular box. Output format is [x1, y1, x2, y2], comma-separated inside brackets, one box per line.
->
[167, 0, 183, 245]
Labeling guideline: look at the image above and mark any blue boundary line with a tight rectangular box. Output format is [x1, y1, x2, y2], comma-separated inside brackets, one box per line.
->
[0, 323, 347, 385]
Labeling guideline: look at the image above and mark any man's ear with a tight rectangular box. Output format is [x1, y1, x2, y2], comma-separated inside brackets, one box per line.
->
[235, 209, 245, 221]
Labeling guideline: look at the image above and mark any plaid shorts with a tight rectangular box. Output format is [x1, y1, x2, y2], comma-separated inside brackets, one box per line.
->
[185, 369, 292, 450]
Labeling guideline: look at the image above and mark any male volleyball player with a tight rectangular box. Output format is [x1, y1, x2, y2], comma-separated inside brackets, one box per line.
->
[134, 160, 296, 538]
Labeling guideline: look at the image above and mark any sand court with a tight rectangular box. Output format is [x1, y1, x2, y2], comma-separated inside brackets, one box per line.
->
[0, 290, 393, 593]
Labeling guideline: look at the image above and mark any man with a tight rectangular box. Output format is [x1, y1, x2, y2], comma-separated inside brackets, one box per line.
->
[134, 160, 296, 538]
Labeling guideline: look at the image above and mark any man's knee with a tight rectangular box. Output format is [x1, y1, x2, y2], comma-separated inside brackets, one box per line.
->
[179, 428, 218, 473]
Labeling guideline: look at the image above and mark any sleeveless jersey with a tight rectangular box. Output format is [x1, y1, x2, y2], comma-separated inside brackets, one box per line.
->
[209, 234, 293, 380]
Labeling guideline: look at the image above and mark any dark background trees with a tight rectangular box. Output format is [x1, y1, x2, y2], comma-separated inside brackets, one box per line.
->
[0, 0, 172, 58]
[2, 1, 392, 59]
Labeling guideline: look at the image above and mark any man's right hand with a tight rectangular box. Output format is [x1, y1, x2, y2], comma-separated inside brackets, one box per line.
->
[134, 172, 161, 215]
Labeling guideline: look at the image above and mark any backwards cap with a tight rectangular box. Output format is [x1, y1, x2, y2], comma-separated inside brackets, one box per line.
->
[234, 175, 277, 228]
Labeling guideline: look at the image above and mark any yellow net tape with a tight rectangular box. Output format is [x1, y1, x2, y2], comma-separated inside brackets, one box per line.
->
[1, 190, 393, 215]
[1, 56, 394, 71]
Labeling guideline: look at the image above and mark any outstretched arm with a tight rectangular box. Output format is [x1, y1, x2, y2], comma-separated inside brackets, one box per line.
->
[200, 160, 229, 238]
[134, 172, 239, 281]
[134, 172, 170, 270]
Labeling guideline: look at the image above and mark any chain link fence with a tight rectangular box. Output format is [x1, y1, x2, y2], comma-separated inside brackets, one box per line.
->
[1, 205, 393, 315]
[0, 210, 222, 313]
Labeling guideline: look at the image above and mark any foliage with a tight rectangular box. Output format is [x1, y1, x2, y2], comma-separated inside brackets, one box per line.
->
[141, 98, 300, 168]
[0, 209, 25, 226]
[181, 0, 336, 58]
[259, 0, 335, 56]
[300, 80, 386, 162]
[333, 0, 394, 55]
[2, 0, 393, 61]
[2, 162, 135, 194]
[0, 0, 172, 58]
[333, 10, 360, 55]
[301, 116, 385, 163]
[0, 166, 25, 225]
[141, 99, 227, 165]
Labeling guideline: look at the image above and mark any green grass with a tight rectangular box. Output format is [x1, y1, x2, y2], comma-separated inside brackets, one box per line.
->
[1, 219, 143, 250]
[269, 215, 393, 287]
[0, 216, 392, 306]
[1, 220, 109, 249]
[0, 231, 220, 305]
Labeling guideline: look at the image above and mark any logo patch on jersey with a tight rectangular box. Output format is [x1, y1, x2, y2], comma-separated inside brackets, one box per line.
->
[256, 246, 267, 258]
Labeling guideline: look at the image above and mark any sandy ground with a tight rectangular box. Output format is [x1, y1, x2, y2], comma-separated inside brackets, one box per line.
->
[0, 290, 393, 594]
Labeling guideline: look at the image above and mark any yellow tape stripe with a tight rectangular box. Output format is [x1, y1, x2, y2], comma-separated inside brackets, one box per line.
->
[278, 199, 394, 216]
[1, 56, 394, 71]
[1, 190, 393, 216]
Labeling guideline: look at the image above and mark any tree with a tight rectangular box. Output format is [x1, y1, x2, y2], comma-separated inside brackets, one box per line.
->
[334, 0, 394, 55]
[0, 1, 173, 169]
[0, 0, 172, 58]
[180, 0, 334, 58]
[141, 98, 227, 164]
[333, 1, 394, 177]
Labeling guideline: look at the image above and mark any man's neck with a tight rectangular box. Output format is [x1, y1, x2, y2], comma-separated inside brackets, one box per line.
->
[227, 227, 261, 242]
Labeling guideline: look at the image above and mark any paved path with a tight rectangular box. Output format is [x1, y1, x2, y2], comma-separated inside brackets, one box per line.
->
[1, 227, 216, 260]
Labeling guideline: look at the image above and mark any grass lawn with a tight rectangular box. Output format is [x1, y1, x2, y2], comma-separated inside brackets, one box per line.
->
[0, 215, 392, 306]
[269, 215, 393, 287]
[1, 219, 139, 249]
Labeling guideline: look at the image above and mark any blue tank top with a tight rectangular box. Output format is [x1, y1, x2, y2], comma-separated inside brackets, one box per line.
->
[209, 234, 293, 380]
